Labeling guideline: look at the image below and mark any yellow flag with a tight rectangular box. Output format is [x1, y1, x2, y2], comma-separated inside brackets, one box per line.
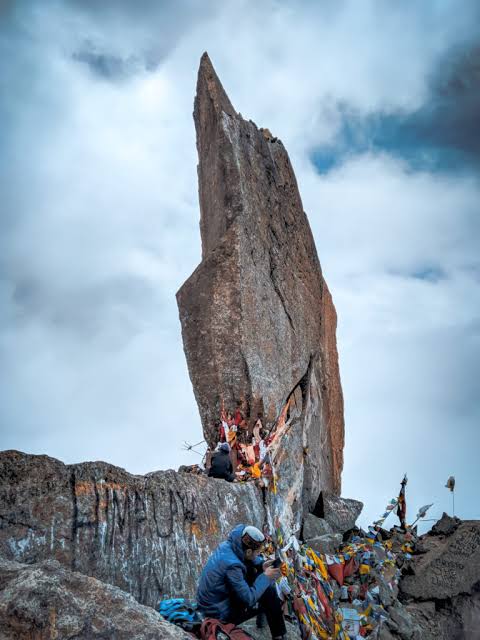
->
[306, 548, 329, 580]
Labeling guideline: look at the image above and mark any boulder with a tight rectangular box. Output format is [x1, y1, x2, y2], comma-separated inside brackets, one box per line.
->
[313, 492, 363, 533]
[0, 450, 264, 606]
[302, 513, 333, 540]
[378, 625, 398, 640]
[400, 520, 480, 601]
[0, 557, 190, 640]
[305, 534, 343, 555]
[386, 602, 422, 640]
[429, 512, 460, 537]
[176, 53, 345, 524]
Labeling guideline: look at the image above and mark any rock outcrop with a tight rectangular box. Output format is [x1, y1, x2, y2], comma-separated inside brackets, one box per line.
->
[401, 519, 480, 601]
[0, 450, 264, 606]
[302, 513, 334, 539]
[301, 495, 363, 555]
[0, 558, 190, 640]
[176, 53, 345, 520]
[310, 492, 363, 534]
[399, 518, 480, 640]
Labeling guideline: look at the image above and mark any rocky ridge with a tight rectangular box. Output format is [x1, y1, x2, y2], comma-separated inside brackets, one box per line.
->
[0, 450, 263, 606]
[400, 514, 480, 639]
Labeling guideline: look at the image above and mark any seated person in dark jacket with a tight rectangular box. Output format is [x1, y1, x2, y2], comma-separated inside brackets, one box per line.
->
[197, 524, 286, 640]
[208, 443, 235, 482]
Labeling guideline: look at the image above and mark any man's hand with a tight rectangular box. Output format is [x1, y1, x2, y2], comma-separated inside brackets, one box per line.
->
[264, 566, 281, 580]
[262, 559, 274, 571]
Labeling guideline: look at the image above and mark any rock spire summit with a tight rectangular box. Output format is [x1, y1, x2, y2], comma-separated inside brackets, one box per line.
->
[178, 53, 345, 512]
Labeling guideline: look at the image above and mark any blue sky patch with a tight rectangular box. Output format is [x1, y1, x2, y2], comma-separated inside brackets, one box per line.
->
[311, 43, 480, 175]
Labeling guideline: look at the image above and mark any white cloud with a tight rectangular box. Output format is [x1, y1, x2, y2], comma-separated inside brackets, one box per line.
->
[297, 154, 479, 529]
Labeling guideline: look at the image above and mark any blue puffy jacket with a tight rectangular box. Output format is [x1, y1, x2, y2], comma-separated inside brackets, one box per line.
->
[196, 524, 272, 621]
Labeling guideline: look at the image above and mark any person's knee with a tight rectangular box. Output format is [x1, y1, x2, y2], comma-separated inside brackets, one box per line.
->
[260, 583, 279, 604]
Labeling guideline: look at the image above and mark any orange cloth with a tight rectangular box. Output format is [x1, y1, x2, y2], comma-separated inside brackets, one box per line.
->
[251, 463, 262, 479]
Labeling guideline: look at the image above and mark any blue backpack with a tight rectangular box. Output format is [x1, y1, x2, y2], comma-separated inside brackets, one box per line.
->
[159, 598, 204, 631]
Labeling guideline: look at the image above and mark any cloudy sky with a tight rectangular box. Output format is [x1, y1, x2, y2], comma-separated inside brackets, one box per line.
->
[1, 0, 479, 531]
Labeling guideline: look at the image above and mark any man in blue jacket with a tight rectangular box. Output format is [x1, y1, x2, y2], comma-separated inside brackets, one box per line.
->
[197, 524, 286, 639]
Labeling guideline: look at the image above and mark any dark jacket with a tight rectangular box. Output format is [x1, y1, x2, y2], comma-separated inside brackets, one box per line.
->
[208, 449, 235, 482]
[196, 524, 272, 621]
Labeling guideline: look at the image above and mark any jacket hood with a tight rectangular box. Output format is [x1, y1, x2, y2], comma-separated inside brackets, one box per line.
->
[228, 524, 246, 562]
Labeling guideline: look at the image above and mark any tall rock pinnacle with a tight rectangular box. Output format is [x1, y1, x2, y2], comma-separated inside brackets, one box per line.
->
[177, 53, 344, 512]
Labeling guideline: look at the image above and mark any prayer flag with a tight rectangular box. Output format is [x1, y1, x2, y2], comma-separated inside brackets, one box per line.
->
[445, 476, 455, 492]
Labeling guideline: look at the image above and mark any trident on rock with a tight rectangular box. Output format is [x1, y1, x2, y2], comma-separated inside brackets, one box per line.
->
[181, 440, 206, 456]
[410, 503, 434, 527]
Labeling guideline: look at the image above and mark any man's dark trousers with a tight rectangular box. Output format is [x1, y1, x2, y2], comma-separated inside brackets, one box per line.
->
[228, 564, 286, 638]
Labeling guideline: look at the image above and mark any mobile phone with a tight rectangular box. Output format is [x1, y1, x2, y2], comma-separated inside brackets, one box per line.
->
[272, 557, 282, 568]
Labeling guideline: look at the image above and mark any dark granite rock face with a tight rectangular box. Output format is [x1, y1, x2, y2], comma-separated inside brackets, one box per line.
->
[177, 53, 345, 517]
[405, 598, 477, 640]
[396, 516, 480, 639]
[0, 450, 264, 607]
[400, 520, 480, 601]
[0, 558, 191, 640]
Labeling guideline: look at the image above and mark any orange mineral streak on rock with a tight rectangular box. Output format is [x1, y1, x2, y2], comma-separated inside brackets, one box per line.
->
[319, 278, 345, 496]
[74, 481, 125, 496]
[48, 607, 58, 640]
[191, 517, 218, 540]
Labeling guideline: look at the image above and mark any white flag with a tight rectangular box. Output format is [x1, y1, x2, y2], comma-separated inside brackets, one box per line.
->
[416, 503, 433, 519]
